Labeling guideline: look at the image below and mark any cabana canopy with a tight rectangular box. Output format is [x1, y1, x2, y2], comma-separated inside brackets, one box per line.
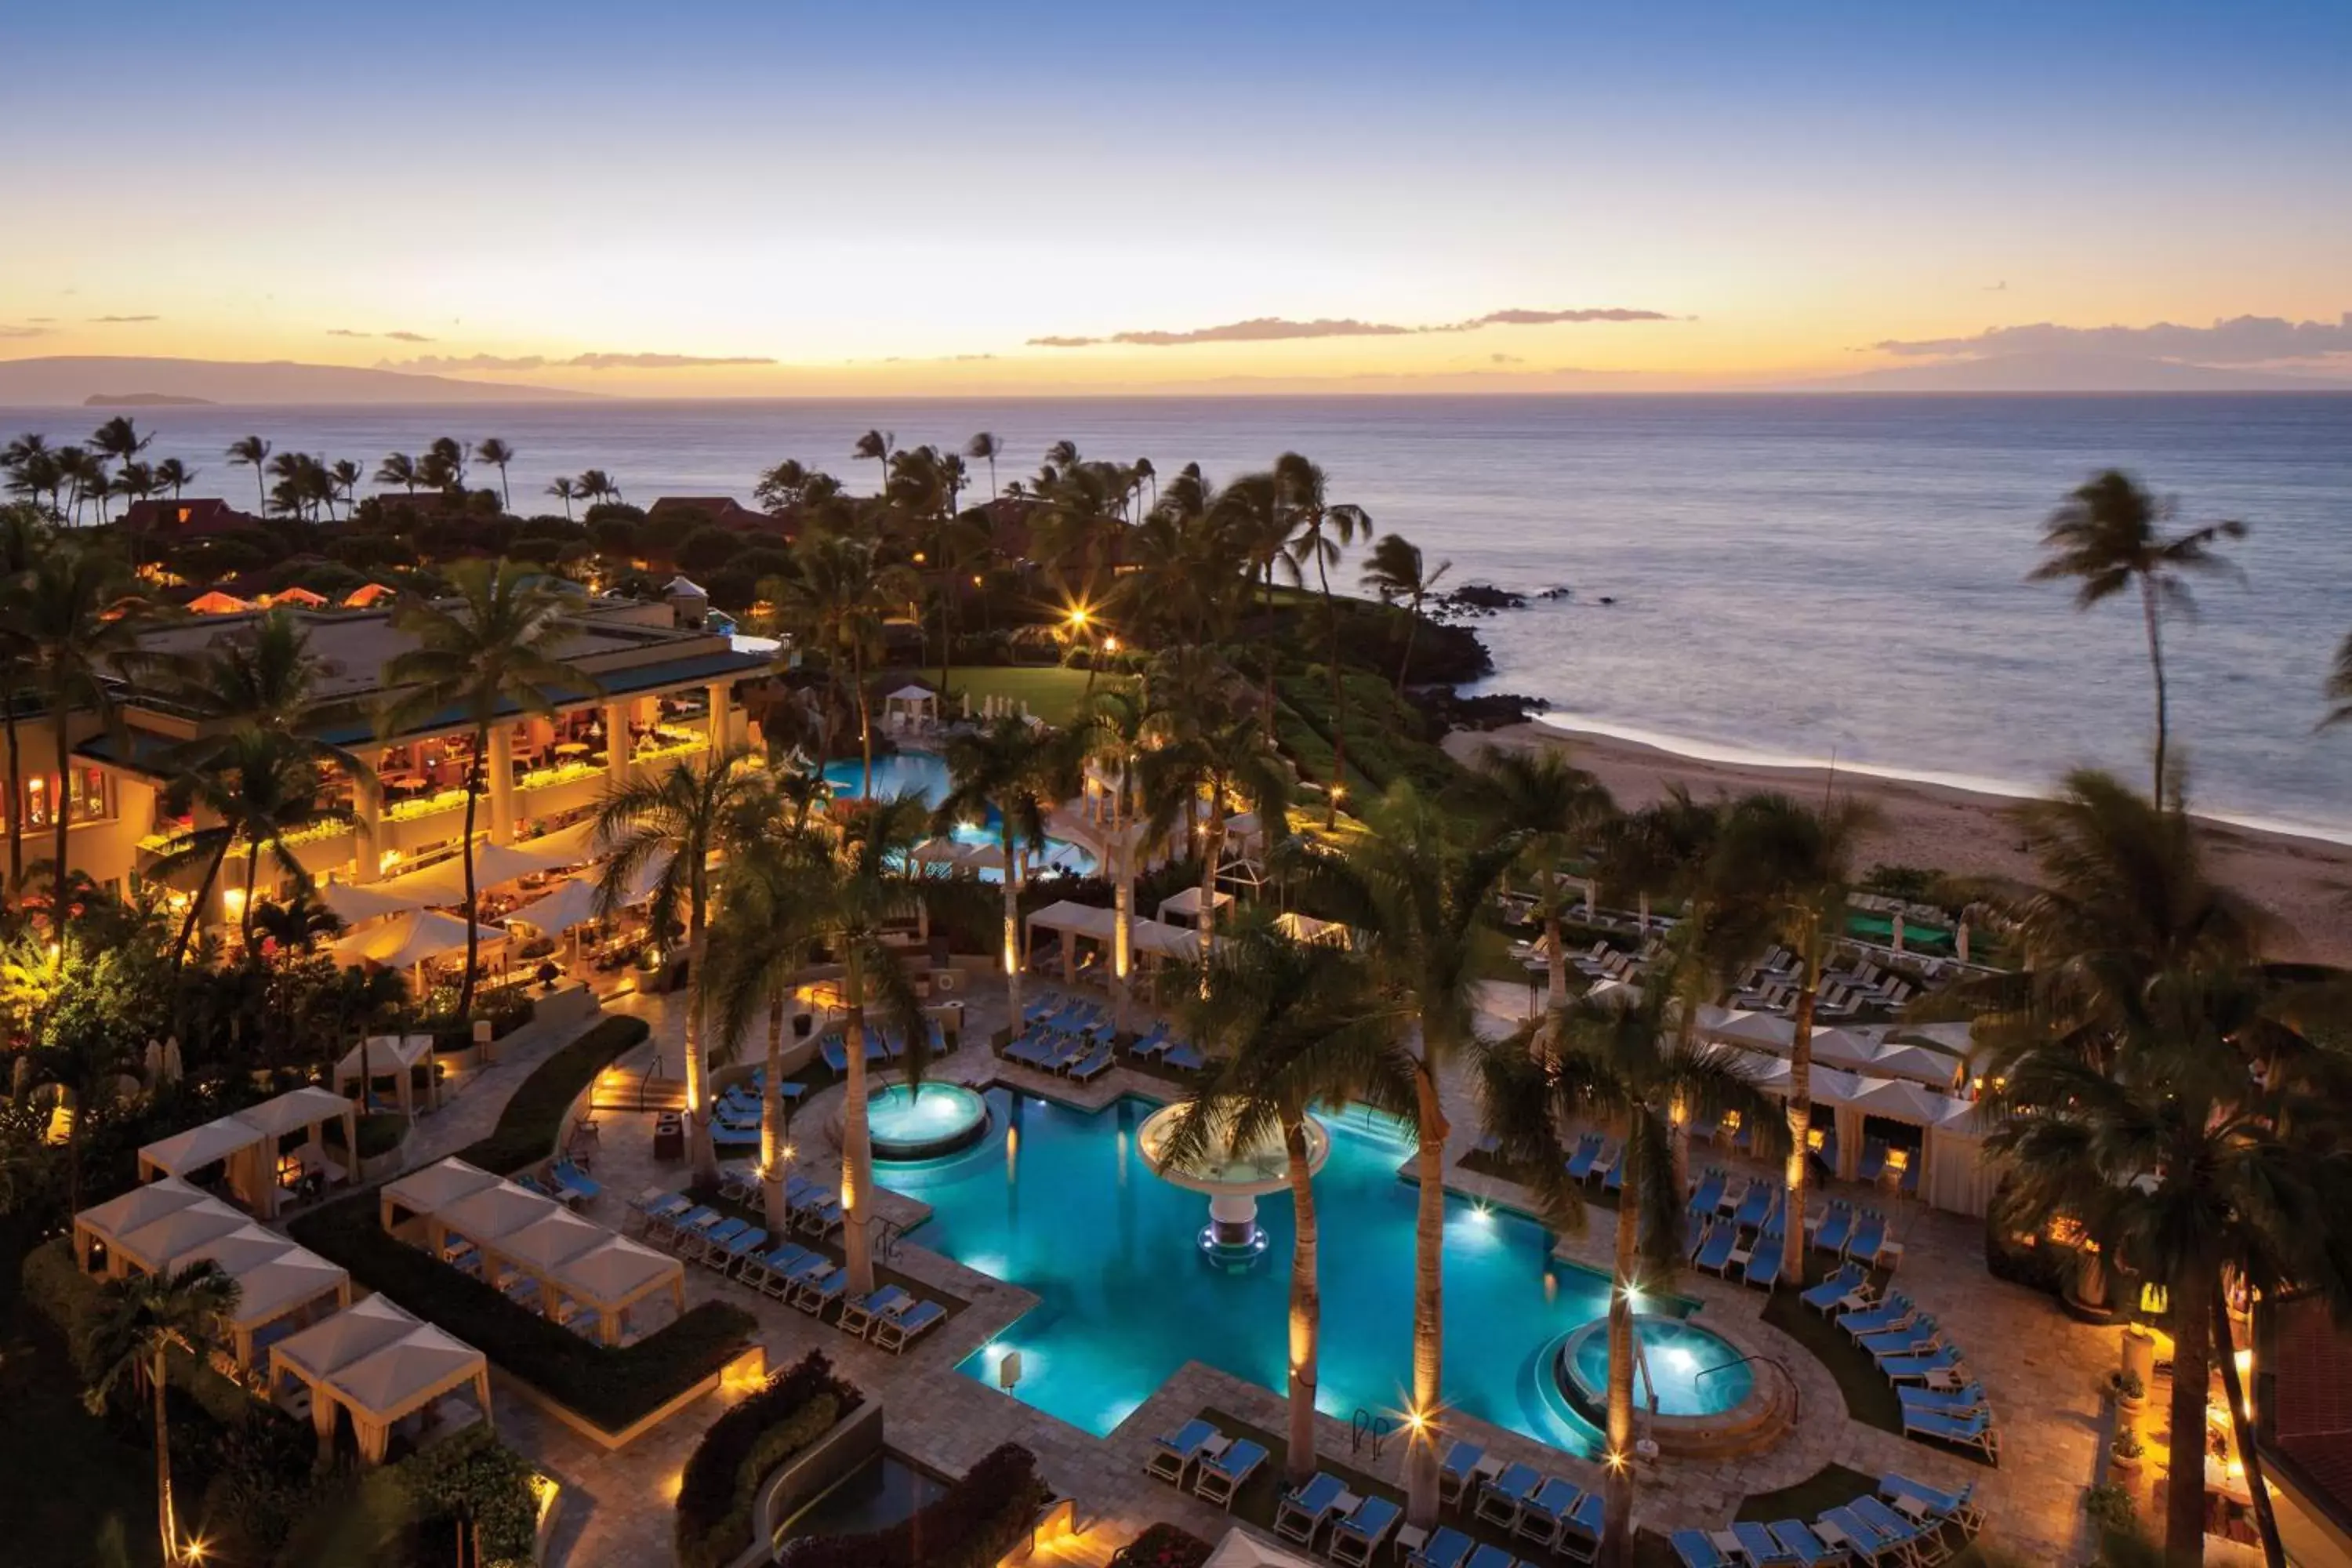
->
[241, 1086, 357, 1141]
[503, 877, 603, 936]
[332, 909, 508, 970]
[334, 1035, 438, 1113]
[1865, 1041, 1965, 1091]
[379, 1158, 503, 1231]
[434, 1179, 558, 1247]
[321, 881, 437, 924]
[272, 1294, 419, 1387]
[321, 1322, 492, 1465]
[550, 1234, 682, 1317]
[1026, 900, 1116, 942]
[1272, 912, 1347, 946]
[166, 1221, 298, 1279]
[379, 843, 555, 902]
[1846, 1076, 1965, 1127]
[1131, 919, 1215, 959]
[491, 1207, 606, 1275]
[138, 1115, 267, 1178]
[1156, 885, 1235, 926]
[114, 1197, 252, 1276]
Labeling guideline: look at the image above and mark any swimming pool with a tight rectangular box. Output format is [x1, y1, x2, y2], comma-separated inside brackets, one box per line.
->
[822, 752, 1096, 876]
[878, 1090, 1703, 1452]
[864, 1083, 993, 1160]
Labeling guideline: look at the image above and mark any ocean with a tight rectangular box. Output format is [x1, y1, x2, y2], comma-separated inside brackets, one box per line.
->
[7, 394, 2350, 839]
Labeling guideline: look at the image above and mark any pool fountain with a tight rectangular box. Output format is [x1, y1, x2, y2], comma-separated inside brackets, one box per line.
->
[862, 1083, 992, 1161]
[1134, 1099, 1330, 1268]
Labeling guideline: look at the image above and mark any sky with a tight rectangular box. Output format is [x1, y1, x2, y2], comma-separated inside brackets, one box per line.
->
[5, 0, 2351, 397]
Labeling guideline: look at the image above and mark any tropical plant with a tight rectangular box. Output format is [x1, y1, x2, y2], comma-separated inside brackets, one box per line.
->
[577, 468, 620, 507]
[1160, 916, 1406, 1484]
[154, 457, 197, 501]
[0, 503, 52, 894]
[426, 436, 467, 495]
[2029, 470, 2246, 803]
[150, 729, 347, 960]
[474, 437, 516, 510]
[1080, 683, 1156, 1032]
[591, 746, 772, 1182]
[1455, 743, 1612, 1024]
[381, 558, 594, 1016]
[964, 431, 1001, 499]
[938, 716, 1085, 1026]
[546, 475, 580, 521]
[852, 429, 895, 496]
[1275, 452, 1370, 823]
[1281, 783, 1525, 1525]
[82, 1259, 241, 1568]
[1361, 532, 1454, 693]
[776, 534, 918, 798]
[328, 459, 363, 513]
[1481, 989, 1788, 1566]
[22, 543, 152, 920]
[375, 452, 421, 497]
[1138, 650, 1290, 959]
[227, 434, 273, 514]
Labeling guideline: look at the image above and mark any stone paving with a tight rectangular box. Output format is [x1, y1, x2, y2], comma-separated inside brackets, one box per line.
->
[369, 980, 2121, 1566]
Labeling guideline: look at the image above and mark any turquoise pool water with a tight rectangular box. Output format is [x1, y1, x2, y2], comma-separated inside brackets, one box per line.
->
[822, 752, 1096, 876]
[863, 1083, 991, 1160]
[879, 1091, 1703, 1451]
[1562, 1316, 1753, 1417]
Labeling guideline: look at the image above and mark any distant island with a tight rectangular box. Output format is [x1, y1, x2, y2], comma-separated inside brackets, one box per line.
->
[85, 391, 218, 408]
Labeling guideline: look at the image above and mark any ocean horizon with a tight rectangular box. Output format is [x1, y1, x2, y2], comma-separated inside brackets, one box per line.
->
[8, 391, 2350, 838]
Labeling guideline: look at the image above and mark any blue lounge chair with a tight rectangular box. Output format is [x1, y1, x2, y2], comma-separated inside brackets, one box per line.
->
[1767, 1519, 1844, 1566]
[1816, 1507, 1904, 1566]
[837, 1285, 909, 1337]
[1330, 1494, 1405, 1566]
[1564, 1132, 1606, 1181]
[711, 1121, 763, 1147]
[1559, 1490, 1604, 1561]
[1897, 1381, 1985, 1416]
[705, 1225, 768, 1273]
[1838, 1295, 1914, 1340]
[1515, 1478, 1582, 1548]
[1879, 1345, 1963, 1383]
[1801, 1264, 1867, 1315]
[1192, 1439, 1266, 1508]
[1407, 1526, 1475, 1568]
[1694, 1222, 1739, 1275]
[551, 1160, 601, 1200]
[1733, 1520, 1798, 1566]
[1602, 1145, 1628, 1192]
[1069, 1044, 1113, 1083]
[1474, 1461, 1541, 1527]
[1903, 1406, 1998, 1460]
[1686, 1167, 1727, 1218]
[873, 1298, 944, 1352]
[1760, 1191, 1791, 1243]
[1163, 1042, 1207, 1073]
[1437, 1439, 1485, 1508]
[1464, 1548, 1519, 1568]
[1144, 1417, 1219, 1483]
[1845, 1211, 1886, 1263]
[793, 1269, 848, 1317]
[1672, 1531, 1730, 1568]
[1850, 1497, 1935, 1558]
[1732, 1181, 1773, 1229]
[1880, 1474, 1981, 1534]
[1744, 1240, 1784, 1290]
[1273, 1472, 1349, 1545]
[686, 1215, 746, 1261]
[1857, 1142, 1889, 1183]
[1860, 1316, 1940, 1359]
[1813, 1202, 1854, 1254]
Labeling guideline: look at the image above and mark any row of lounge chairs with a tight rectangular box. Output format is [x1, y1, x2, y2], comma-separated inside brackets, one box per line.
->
[1004, 1023, 1116, 1082]
[1145, 1417, 1270, 1512]
[1803, 1272, 1998, 1462]
[1464, 1452, 1605, 1559]
[1671, 1472, 1981, 1566]
[818, 1022, 945, 1074]
[710, 1080, 806, 1149]
[1809, 1200, 1901, 1265]
[516, 1157, 600, 1207]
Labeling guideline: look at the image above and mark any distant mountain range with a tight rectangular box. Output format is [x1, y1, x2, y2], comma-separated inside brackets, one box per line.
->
[1782, 349, 2350, 393]
[0, 356, 592, 406]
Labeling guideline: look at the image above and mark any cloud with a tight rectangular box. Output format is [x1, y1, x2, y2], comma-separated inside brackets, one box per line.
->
[326, 328, 371, 338]
[1984, 281, 2008, 292]
[1, 325, 50, 339]
[1029, 305, 1674, 348]
[1490, 352, 1524, 365]
[383, 329, 434, 343]
[1873, 311, 2352, 365]
[89, 314, 158, 323]
[382, 350, 775, 373]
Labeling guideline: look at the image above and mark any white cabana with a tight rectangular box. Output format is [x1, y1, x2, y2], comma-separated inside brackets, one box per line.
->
[73, 1175, 208, 1273]
[883, 684, 938, 729]
[1846, 1076, 1964, 1128]
[1705, 1011, 1797, 1052]
[137, 1114, 267, 1181]
[507, 818, 608, 873]
[321, 880, 438, 924]
[321, 1322, 493, 1465]
[1272, 912, 1348, 946]
[1925, 1098, 1994, 1218]
[1806, 1027, 1884, 1073]
[431, 1179, 559, 1255]
[503, 876, 602, 937]
[1025, 899, 1118, 983]
[334, 1034, 441, 1115]
[111, 1196, 252, 1279]
[485, 1207, 606, 1287]
[165, 1220, 296, 1279]
[271, 1296, 417, 1405]
[223, 1250, 352, 1368]
[1864, 1040, 1966, 1092]
[332, 909, 509, 974]
[1156, 884, 1234, 929]
[235, 1087, 361, 1215]
[1206, 1527, 1317, 1568]
[544, 1235, 686, 1347]
[379, 1159, 503, 1234]
[1131, 918, 1215, 960]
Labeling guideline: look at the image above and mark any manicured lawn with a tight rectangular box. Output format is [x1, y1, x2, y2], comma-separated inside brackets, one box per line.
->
[1736, 1461, 1878, 1523]
[934, 666, 1119, 727]
[1759, 1261, 1904, 1435]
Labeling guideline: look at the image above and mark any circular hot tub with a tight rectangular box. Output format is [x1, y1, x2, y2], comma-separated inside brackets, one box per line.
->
[1552, 1315, 1792, 1458]
[864, 1083, 991, 1161]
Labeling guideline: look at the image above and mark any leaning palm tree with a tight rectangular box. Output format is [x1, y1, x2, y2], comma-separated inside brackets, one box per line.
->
[2029, 470, 2246, 803]
[328, 459, 362, 514]
[381, 559, 593, 1017]
[1080, 683, 1155, 1033]
[22, 544, 152, 920]
[591, 746, 771, 1183]
[226, 434, 271, 514]
[82, 1260, 241, 1568]
[1161, 916, 1411, 1485]
[1482, 989, 1788, 1568]
[154, 457, 196, 501]
[778, 533, 918, 799]
[1138, 653, 1292, 960]
[852, 429, 895, 496]
[1283, 784, 1526, 1526]
[938, 717, 1085, 1027]
[964, 431, 1002, 499]
[1712, 792, 1874, 1279]
[0, 505, 51, 895]
[576, 469, 619, 507]
[374, 452, 420, 497]
[1276, 452, 1370, 826]
[151, 729, 347, 962]
[1361, 532, 1454, 693]
[1455, 742, 1613, 1027]
[474, 437, 516, 510]
[545, 476, 579, 521]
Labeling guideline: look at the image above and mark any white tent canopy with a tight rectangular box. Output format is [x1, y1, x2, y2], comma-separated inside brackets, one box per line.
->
[490, 1207, 606, 1276]
[1026, 900, 1117, 942]
[242, 1086, 357, 1141]
[225, 1251, 348, 1337]
[1132, 919, 1216, 959]
[321, 881, 437, 924]
[1156, 884, 1235, 927]
[114, 1197, 252, 1276]
[434, 1179, 559, 1248]
[543, 1234, 687, 1344]
[335, 1035, 440, 1114]
[503, 877, 604, 936]
[74, 1176, 210, 1273]
[380, 1159, 503, 1231]
[1206, 1528, 1317, 1568]
[318, 1322, 493, 1465]
[271, 1294, 418, 1388]
[1846, 1076, 1967, 1127]
[332, 909, 508, 971]
[138, 1115, 267, 1178]
[379, 842, 562, 902]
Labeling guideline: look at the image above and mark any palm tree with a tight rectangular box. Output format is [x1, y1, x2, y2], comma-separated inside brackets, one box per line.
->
[474, 437, 516, 510]
[1714, 793, 1875, 1278]
[1284, 784, 1526, 1525]
[2029, 471, 2246, 803]
[778, 534, 917, 799]
[154, 458, 196, 501]
[1456, 744, 1612, 1025]
[226, 435, 271, 514]
[964, 431, 1002, 499]
[1080, 684, 1155, 1033]
[89, 417, 148, 533]
[1276, 453, 1370, 826]
[1361, 532, 1453, 693]
[82, 1260, 241, 1568]
[381, 559, 593, 1017]
[1161, 916, 1409, 1484]
[1138, 652, 1291, 960]
[591, 746, 770, 1183]
[939, 716, 1085, 1028]
[546, 475, 580, 521]
[0, 506, 51, 895]
[576, 469, 619, 508]
[151, 729, 346, 956]
[852, 429, 895, 496]
[328, 459, 363, 514]
[23, 544, 151, 920]
[2322, 629, 2352, 729]
[1482, 989, 1787, 1568]
[427, 436, 467, 494]
[375, 452, 420, 497]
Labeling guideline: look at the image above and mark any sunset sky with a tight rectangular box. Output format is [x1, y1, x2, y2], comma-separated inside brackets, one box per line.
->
[6, 0, 2350, 396]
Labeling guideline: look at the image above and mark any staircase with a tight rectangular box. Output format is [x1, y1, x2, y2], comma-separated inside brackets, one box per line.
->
[590, 1070, 686, 1115]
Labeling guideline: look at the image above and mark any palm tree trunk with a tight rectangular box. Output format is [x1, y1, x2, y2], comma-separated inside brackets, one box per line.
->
[1602, 1156, 1641, 1568]
[1544, 909, 1569, 1025]
[1405, 1064, 1450, 1527]
[171, 841, 230, 971]
[1112, 818, 1134, 1036]
[52, 702, 73, 919]
[152, 1345, 176, 1567]
[2165, 1276, 2214, 1566]
[762, 989, 788, 1230]
[1283, 1119, 1322, 1487]
[2141, 577, 2169, 804]
[684, 904, 717, 1184]
[1396, 597, 1419, 695]
[456, 735, 484, 1018]
[853, 645, 873, 800]
[1000, 822, 1023, 1030]
[238, 846, 261, 951]
[1197, 805, 1226, 966]
[1317, 558, 1347, 829]
[2, 666, 23, 895]
[1781, 942, 1818, 1280]
[840, 950, 877, 1296]
[2214, 1280, 2285, 1568]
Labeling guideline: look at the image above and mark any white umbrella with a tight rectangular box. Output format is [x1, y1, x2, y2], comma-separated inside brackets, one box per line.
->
[321, 881, 437, 924]
[332, 910, 507, 971]
[503, 877, 604, 937]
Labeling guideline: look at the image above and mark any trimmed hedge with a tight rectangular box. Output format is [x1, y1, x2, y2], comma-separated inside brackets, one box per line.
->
[779, 1442, 1049, 1568]
[453, 1013, 650, 1174]
[677, 1350, 866, 1568]
[20, 1237, 252, 1425]
[286, 1190, 754, 1433]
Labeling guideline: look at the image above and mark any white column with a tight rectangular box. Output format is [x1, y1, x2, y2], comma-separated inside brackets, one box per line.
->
[706, 681, 734, 755]
[604, 701, 630, 789]
[353, 765, 383, 884]
[488, 728, 516, 845]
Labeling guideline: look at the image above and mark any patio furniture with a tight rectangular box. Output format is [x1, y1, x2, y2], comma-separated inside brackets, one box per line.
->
[1330, 1494, 1405, 1566]
[1474, 1461, 1541, 1527]
[1273, 1472, 1349, 1545]
[1406, 1526, 1475, 1568]
[837, 1286, 910, 1338]
[1515, 1477, 1582, 1548]
[1673, 1532, 1731, 1568]
[1145, 1417, 1221, 1483]
[1766, 1519, 1847, 1566]
[873, 1298, 943, 1352]
[1192, 1438, 1267, 1508]
[1437, 1439, 1485, 1508]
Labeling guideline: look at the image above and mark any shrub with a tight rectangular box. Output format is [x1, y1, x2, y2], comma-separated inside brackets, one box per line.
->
[779, 1442, 1048, 1568]
[324, 1111, 411, 1161]
[286, 1189, 753, 1432]
[2083, 1483, 2136, 1534]
[1111, 1523, 1215, 1568]
[2111, 1426, 2144, 1460]
[450, 1014, 649, 1174]
[676, 1350, 866, 1568]
[19, 1240, 250, 1421]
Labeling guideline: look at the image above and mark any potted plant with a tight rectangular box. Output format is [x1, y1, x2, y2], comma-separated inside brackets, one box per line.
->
[536, 960, 562, 994]
[2110, 1425, 2145, 1476]
[2111, 1368, 2145, 1413]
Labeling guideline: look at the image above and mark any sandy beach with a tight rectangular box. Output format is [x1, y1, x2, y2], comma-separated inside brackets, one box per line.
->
[1447, 722, 2352, 968]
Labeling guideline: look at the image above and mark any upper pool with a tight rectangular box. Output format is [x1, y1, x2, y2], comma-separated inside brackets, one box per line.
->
[879, 1091, 1701, 1452]
[822, 753, 1096, 877]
